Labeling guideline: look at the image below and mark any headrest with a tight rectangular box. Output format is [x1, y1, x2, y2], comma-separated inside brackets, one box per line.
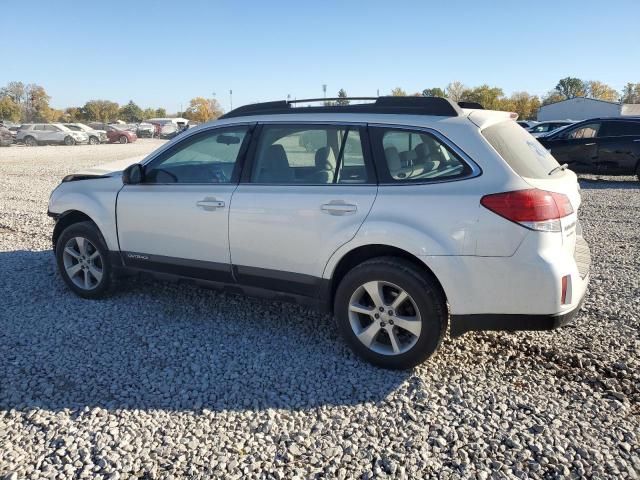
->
[384, 146, 401, 170]
[414, 142, 431, 158]
[315, 146, 336, 171]
[265, 144, 289, 168]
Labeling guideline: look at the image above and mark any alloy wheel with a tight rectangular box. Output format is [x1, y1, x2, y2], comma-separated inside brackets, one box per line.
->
[348, 280, 422, 355]
[62, 236, 104, 290]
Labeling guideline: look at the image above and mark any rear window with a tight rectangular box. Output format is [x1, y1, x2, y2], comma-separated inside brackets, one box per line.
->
[482, 121, 560, 179]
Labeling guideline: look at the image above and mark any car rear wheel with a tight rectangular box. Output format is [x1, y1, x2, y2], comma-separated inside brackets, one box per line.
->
[24, 136, 37, 147]
[55, 221, 113, 299]
[64, 136, 75, 146]
[334, 257, 447, 369]
[119, 135, 128, 144]
[89, 136, 99, 145]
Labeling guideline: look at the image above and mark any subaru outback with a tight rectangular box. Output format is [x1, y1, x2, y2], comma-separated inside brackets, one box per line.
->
[47, 97, 590, 369]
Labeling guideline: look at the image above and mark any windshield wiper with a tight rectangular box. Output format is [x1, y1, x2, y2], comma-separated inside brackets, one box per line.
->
[548, 163, 568, 176]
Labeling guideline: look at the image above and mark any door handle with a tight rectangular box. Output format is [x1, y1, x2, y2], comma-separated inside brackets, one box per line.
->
[584, 143, 596, 146]
[633, 139, 640, 142]
[196, 198, 225, 211]
[321, 201, 357, 216]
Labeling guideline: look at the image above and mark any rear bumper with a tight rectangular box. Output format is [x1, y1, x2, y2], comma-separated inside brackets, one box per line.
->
[450, 295, 585, 337]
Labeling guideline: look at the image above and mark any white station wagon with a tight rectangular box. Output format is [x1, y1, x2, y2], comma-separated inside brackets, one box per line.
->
[48, 97, 590, 369]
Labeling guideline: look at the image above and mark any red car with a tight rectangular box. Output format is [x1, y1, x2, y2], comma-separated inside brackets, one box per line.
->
[105, 125, 137, 144]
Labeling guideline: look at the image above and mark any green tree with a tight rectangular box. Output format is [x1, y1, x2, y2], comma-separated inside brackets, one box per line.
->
[155, 107, 167, 117]
[142, 108, 156, 119]
[119, 100, 144, 123]
[336, 89, 349, 106]
[542, 91, 566, 106]
[460, 84, 504, 110]
[390, 87, 407, 96]
[555, 77, 585, 99]
[82, 100, 120, 122]
[184, 97, 223, 123]
[621, 83, 640, 103]
[0, 96, 21, 122]
[422, 87, 445, 98]
[0, 81, 26, 106]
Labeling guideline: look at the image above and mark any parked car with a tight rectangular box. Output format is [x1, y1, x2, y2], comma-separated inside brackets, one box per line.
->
[17, 123, 89, 146]
[517, 120, 538, 129]
[0, 126, 13, 146]
[7, 125, 21, 140]
[528, 120, 574, 137]
[64, 123, 107, 145]
[538, 117, 640, 179]
[104, 125, 138, 144]
[47, 97, 590, 369]
[136, 122, 156, 138]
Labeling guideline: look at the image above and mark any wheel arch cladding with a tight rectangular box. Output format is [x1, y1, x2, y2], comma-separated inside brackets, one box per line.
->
[52, 211, 106, 250]
[327, 244, 448, 313]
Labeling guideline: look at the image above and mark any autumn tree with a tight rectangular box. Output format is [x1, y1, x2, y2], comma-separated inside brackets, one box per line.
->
[554, 77, 585, 99]
[460, 84, 504, 110]
[0, 96, 22, 122]
[184, 97, 223, 122]
[445, 81, 465, 102]
[390, 87, 407, 96]
[542, 91, 566, 106]
[422, 87, 445, 98]
[584, 80, 618, 102]
[82, 100, 120, 122]
[119, 100, 144, 122]
[336, 89, 349, 106]
[24, 84, 53, 122]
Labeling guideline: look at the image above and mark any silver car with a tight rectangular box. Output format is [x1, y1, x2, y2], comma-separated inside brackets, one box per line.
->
[64, 123, 107, 145]
[17, 123, 89, 146]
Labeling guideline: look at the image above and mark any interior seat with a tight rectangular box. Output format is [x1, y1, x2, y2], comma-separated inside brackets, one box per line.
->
[413, 143, 438, 172]
[255, 144, 294, 183]
[306, 146, 336, 183]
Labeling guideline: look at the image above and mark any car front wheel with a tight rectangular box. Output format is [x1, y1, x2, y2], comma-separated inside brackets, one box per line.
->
[24, 136, 37, 146]
[119, 135, 128, 144]
[334, 257, 447, 369]
[89, 136, 99, 145]
[64, 136, 75, 146]
[55, 221, 113, 298]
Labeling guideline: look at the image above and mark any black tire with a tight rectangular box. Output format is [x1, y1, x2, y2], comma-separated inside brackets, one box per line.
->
[119, 135, 128, 144]
[334, 256, 447, 369]
[55, 221, 113, 299]
[64, 136, 75, 146]
[89, 136, 99, 145]
[24, 136, 37, 147]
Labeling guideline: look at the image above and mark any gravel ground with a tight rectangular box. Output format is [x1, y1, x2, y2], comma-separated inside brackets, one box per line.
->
[0, 142, 638, 479]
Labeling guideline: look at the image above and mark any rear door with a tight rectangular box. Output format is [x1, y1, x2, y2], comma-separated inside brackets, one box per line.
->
[545, 122, 601, 173]
[228, 123, 377, 296]
[596, 120, 640, 175]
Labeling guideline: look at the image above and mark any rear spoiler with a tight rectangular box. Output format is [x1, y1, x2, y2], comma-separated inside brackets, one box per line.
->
[458, 101, 484, 109]
[466, 110, 519, 129]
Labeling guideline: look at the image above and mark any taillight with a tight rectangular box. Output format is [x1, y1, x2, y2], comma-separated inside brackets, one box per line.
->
[480, 189, 574, 232]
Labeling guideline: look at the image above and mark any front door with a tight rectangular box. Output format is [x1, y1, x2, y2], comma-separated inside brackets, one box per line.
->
[116, 125, 251, 282]
[229, 123, 377, 296]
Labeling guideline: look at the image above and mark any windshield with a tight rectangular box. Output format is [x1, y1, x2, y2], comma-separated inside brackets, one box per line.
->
[55, 124, 72, 132]
[482, 121, 561, 179]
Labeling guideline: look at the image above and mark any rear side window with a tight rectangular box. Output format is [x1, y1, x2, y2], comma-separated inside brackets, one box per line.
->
[482, 121, 560, 179]
[370, 127, 471, 183]
[601, 121, 640, 137]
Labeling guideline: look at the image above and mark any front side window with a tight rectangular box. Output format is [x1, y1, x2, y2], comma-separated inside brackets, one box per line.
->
[144, 127, 249, 184]
[372, 127, 470, 183]
[566, 123, 600, 139]
[250, 125, 369, 184]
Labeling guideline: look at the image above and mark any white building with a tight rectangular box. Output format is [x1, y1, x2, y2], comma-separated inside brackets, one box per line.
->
[537, 97, 640, 121]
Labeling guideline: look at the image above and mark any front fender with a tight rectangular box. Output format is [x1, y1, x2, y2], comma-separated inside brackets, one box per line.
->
[48, 177, 121, 250]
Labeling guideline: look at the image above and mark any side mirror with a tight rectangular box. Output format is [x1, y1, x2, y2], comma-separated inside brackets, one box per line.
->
[122, 163, 144, 184]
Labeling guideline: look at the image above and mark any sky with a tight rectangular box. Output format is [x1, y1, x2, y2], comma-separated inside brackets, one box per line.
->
[3, 0, 639, 114]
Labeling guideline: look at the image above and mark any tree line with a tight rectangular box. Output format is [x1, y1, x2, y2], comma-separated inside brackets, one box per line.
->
[2, 78, 640, 124]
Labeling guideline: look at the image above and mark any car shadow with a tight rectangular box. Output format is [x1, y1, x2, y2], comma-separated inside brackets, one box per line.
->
[578, 176, 639, 190]
[0, 250, 409, 412]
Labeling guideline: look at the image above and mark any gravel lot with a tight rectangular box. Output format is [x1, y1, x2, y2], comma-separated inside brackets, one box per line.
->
[0, 141, 638, 479]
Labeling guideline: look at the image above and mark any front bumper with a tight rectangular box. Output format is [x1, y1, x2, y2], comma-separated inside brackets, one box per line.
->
[450, 296, 586, 337]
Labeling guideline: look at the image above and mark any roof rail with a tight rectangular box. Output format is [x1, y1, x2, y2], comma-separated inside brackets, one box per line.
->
[219, 96, 463, 119]
[458, 101, 484, 109]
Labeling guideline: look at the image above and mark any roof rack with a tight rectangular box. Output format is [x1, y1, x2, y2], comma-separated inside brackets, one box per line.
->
[219, 96, 463, 119]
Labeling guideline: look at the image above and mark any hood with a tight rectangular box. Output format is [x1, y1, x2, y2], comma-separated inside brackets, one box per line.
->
[74, 155, 147, 176]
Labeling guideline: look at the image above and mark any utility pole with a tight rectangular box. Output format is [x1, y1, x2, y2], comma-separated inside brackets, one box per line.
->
[322, 84, 327, 99]
[229, 90, 233, 110]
